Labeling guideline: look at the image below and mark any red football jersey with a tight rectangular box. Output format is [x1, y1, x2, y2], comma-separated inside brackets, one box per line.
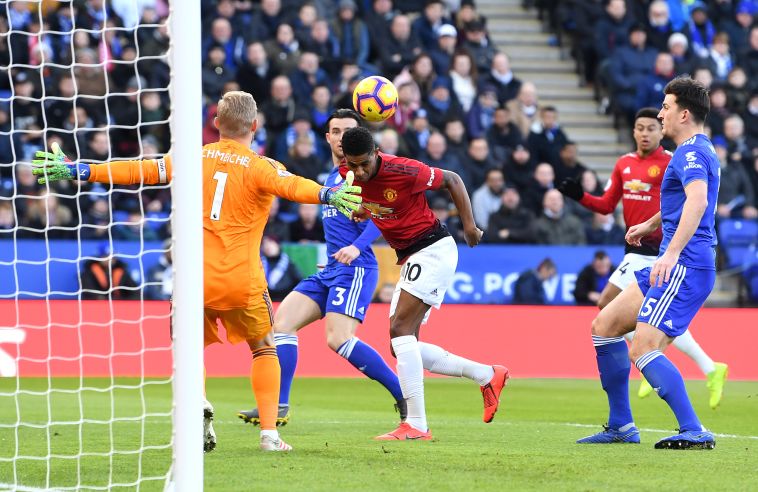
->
[579, 145, 671, 256]
[341, 152, 444, 251]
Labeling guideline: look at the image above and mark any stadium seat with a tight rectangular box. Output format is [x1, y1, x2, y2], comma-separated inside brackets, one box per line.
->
[718, 219, 758, 269]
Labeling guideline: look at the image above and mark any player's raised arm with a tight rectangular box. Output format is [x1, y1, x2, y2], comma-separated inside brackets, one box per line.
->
[559, 163, 622, 215]
[440, 169, 483, 247]
[32, 142, 173, 186]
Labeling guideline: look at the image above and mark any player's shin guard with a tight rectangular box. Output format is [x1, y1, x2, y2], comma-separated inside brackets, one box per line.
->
[637, 350, 702, 432]
[251, 346, 281, 431]
[391, 335, 427, 432]
[338, 337, 404, 402]
[671, 330, 715, 375]
[593, 336, 634, 429]
[274, 334, 298, 406]
[418, 342, 494, 385]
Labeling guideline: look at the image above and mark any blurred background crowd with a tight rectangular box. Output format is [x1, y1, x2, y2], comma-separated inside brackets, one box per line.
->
[0, 0, 757, 257]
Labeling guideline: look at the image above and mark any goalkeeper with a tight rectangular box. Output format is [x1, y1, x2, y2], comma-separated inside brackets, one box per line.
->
[32, 90, 363, 453]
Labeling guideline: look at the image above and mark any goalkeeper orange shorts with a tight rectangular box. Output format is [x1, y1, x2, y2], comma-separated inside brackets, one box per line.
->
[203, 290, 274, 346]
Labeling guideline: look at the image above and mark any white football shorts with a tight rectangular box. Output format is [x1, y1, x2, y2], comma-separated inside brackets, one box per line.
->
[609, 252, 657, 290]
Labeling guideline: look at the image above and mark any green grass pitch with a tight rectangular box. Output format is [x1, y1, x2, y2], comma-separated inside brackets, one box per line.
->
[2, 377, 757, 491]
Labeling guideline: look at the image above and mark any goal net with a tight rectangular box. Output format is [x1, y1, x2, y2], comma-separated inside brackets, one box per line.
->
[0, 1, 202, 489]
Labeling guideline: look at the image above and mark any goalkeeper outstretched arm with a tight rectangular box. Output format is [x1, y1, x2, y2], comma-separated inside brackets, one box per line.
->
[32, 143, 361, 218]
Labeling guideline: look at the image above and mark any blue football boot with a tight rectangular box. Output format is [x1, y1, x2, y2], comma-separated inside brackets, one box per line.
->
[654, 429, 715, 450]
[576, 424, 641, 444]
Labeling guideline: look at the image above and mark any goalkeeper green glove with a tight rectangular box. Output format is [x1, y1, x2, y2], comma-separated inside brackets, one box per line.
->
[31, 142, 91, 184]
[319, 170, 362, 218]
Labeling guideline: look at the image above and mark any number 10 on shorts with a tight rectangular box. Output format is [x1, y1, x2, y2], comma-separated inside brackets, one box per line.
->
[402, 262, 421, 283]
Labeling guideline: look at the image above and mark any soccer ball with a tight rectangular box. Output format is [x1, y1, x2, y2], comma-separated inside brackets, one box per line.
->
[352, 76, 398, 122]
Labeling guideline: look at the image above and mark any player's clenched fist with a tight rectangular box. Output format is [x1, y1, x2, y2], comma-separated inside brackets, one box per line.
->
[463, 227, 483, 247]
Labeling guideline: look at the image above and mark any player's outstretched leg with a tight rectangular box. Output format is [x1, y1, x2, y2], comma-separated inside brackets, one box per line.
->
[203, 398, 217, 453]
[635, 349, 714, 450]
[418, 342, 508, 423]
[238, 333, 294, 426]
[671, 330, 728, 408]
[251, 346, 292, 451]
[576, 335, 639, 444]
[335, 335, 406, 420]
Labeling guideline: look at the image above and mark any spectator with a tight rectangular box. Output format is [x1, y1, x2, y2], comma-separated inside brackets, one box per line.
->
[449, 50, 478, 113]
[403, 108, 432, 158]
[81, 242, 139, 300]
[260, 75, 297, 147]
[466, 84, 500, 139]
[481, 52, 522, 106]
[527, 106, 569, 167]
[706, 32, 735, 81]
[580, 168, 604, 196]
[203, 17, 242, 70]
[484, 185, 536, 244]
[248, 0, 285, 43]
[420, 131, 468, 189]
[202, 44, 236, 101]
[373, 282, 396, 303]
[636, 52, 675, 110]
[292, 2, 318, 44]
[472, 168, 505, 229]
[236, 42, 279, 103]
[503, 144, 535, 193]
[523, 162, 555, 215]
[724, 114, 751, 165]
[430, 197, 464, 242]
[553, 141, 587, 184]
[303, 19, 342, 80]
[693, 65, 714, 90]
[274, 108, 321, 163]
[289, 203, 324, 243]
[645, 0, 676, 52]
[423, 76, 464, 132]
[687, 1, 716, 59]
[83, 131, 111, 162]
[507, 81, 539, 138]
[261, 235, 303, 301]
[741, 90, 758, 149]
[114, 210, 159, 241]
[486, 105, 523, 163]
[380, 14, 422, 80]
[608, 23, 657, 123]
[146, 240, 173, 301]
[286, 133, 323, 182]
[534, 189, 586, 245]
[462, 137, 497, 190]
[394, 53, 437, 103]
[726, 66, 750, 112]
[331, 0, 370, 69]
[585, 212, 625, 245]
[429, 23, 458, 75]
[366, 0, 399, 60]
[714, 137, 758, 219]
[573, 250, 613, 306]
[289, 51, 330, 105]
[264, 197, 291, 243]
[513, 257, 557, 305]
[708, 83, 731, 138]
[387, 82, 418, 134]
[411, 0, 451, 52]
[740, 25, 758, 85]
[309, 84, 334, 135]
[378, 127, 410, 157]
[593, 0, 633, 62]
[667, 32, 695, 75]
[264, 23, 301, 75]
[725, 1, 757, 57]
[443, 118, 469, 163]
[461, 19, 498, 74]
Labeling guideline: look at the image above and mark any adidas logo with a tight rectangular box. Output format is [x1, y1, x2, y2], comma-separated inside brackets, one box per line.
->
[663, 320, 673, 329]
[430, 288, 438, 296]
[623, 166, 631, 174]
[358, 306, 365, 315]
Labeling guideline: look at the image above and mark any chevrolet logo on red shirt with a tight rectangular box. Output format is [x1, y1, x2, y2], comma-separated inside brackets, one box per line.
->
[623, 179, 652, 192]
[363, 202, 396, 217]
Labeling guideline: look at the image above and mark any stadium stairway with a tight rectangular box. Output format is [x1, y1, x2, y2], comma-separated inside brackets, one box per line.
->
[479, 0, 629, 179]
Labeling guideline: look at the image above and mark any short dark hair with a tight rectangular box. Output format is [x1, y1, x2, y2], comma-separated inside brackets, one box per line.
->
[663, 76, 710, 124]
[635, 107, 660, 122]
[326, 108, 362, 131]
[593, 250, 609, 261]
[538, 258, 556, 272]
[341, 126, 376, 156]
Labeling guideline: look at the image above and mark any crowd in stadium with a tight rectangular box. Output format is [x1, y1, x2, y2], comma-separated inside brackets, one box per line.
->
[1, 0, 757, 249]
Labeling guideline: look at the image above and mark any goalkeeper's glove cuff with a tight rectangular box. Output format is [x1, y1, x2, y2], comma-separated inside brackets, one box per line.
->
[73, 162, 92, 181]
[319, 186, 334, 204]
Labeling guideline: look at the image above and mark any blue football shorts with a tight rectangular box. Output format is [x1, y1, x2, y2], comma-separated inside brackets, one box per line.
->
[294, 265, 378, 322]
[635, 263, 715, 337]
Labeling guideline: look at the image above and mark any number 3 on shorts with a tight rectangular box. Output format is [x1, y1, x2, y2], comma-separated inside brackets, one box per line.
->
[332, 287, 346, 306]
[639, 297, 658, 317]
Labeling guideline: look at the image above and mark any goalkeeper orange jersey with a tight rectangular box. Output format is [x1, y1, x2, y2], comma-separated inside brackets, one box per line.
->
[86, 138, 324, 309]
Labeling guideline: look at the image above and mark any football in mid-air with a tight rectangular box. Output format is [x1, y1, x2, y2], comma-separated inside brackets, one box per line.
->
[352, 76, 398, 122]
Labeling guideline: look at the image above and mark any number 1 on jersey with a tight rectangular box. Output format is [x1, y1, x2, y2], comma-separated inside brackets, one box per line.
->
[210, 171, 228, 221]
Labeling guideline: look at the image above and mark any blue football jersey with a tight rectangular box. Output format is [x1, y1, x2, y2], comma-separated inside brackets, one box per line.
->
[322, 167, 379, 270]
[659, 134, 720, 270]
